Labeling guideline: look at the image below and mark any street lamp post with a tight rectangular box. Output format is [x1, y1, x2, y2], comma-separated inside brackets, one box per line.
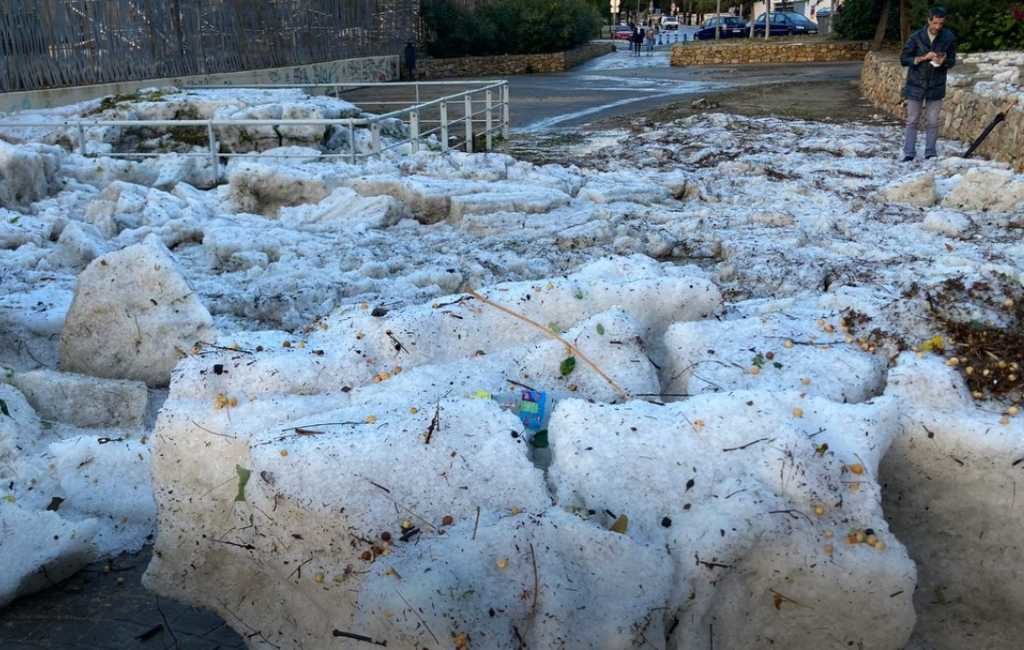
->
[715, 0, 721, 40]
[765, 0, 771, 40]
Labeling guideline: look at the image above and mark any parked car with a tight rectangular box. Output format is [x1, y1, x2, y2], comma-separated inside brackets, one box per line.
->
[613, 24, 634, 41]
[695, 16, 749, 40]
[661, 15, 680, 30]
[752, 11, 819, 37]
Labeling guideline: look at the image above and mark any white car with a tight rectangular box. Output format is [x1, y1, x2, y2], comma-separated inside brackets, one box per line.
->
[661, 15, 680, 30]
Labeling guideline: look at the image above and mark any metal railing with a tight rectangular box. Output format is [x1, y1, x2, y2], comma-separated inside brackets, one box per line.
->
[0, 80, 510, 178]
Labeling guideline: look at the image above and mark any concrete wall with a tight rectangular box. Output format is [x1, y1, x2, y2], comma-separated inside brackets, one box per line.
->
[671, 39, 868, 66]
[0, 55, 399, 115]
[418, 43, 615, 79]
[861, 51, 1024, 170]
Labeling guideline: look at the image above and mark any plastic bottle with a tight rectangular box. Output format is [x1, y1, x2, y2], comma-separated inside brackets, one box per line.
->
[472, 388, 553, 432]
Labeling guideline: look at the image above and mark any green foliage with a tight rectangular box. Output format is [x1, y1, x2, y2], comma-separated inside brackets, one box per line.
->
[834, 0, 1024, 52]
[421, 0, 602, 58]
[834, 0, 900, 41]
[907, 0, 1024, 52]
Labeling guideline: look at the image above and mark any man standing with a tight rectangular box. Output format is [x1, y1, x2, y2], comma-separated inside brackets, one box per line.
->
[900, 7, 957, 161]
[404, 42, 417, 81]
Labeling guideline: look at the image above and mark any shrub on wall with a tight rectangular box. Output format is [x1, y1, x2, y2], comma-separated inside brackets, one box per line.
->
[421, 0, 602, 58]
[834, 0, 1024, 51]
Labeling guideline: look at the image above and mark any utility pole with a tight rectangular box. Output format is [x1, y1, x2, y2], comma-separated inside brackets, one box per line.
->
[715, 0, 721, 40]
[765, 0, 771, 40]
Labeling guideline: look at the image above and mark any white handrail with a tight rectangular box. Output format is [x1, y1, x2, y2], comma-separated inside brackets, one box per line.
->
[0, 80, 511, 174]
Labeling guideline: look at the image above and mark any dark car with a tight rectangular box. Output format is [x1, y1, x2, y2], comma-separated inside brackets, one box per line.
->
[752, 11, 819, 37]
[695, 16, 749, 40]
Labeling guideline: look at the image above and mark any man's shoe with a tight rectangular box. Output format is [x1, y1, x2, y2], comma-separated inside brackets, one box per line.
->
[902, 156, 915, 162]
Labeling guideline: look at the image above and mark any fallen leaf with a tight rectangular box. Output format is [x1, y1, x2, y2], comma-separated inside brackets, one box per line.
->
[235, 465, 252, 502]
[560, 357, 577, 377]
[609, 514, 629, 534]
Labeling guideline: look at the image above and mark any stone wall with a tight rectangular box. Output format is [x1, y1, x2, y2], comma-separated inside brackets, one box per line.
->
[418, 43, 614, 79]
[671, 39, 869, 66]
[0, 55, 399, 115]
[861, 51, 1024, 170]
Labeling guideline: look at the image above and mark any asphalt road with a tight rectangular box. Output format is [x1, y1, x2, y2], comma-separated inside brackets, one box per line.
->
[507, 43, 864, 130]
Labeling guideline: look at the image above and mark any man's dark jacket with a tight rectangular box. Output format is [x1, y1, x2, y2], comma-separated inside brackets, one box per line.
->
[900, 27, 957, 101]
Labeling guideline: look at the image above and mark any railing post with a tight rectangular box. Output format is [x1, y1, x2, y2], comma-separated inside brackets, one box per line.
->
[464, 94, 473, 153]
[440, 101, 449, 152]
[348, 119, 357, 164]
[415, 82, 420, 105]
[502, 84, 510, 140]
[77, 122, 86, 155]
[485, 90, 493, 151]
[206, 120, 218, 179]
[410, 110, 420, 154]
[371, 122, 382, 158]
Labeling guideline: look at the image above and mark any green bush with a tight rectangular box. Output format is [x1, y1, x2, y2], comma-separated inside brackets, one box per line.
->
[834, 0, 1024, 52]
[421, 0, 602, 58]
[908, 1, 1024, 52]
[833, 0, 900, 41]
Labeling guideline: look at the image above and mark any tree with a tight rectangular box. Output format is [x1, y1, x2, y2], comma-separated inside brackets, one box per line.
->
[899, 0, 911, 42]
[872, 0, 891, 50]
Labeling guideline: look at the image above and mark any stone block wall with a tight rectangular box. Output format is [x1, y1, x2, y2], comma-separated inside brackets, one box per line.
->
[418, 43, 614, 79]
[861, 51, 1024, 169]
[671, 39, 869, 66]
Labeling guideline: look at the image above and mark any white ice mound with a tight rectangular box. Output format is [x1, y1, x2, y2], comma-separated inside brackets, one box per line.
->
[881, 173, 938, 207]
[9, 369, 148, 428]
[59, 236, 217, 386]
[662, 311, 887, 403]
[548, 395, 916, 649]
[144, 263, 916, 649]
[941, 168, 1024, 213]
[0, 505, 98, 609]
[0, 141, 63, 209]
[882, 353, 1024, 647]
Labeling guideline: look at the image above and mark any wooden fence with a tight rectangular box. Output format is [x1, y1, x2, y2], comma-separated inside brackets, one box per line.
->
[0, 0, 418, 92]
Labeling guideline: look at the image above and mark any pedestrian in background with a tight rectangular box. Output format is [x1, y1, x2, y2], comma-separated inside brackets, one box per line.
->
[404, 41, 417, 80]
[900, 6, 957, 161]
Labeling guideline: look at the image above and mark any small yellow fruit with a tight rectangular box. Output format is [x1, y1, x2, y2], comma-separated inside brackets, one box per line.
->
[965, 367, 974, 376]
[1004, 298, 1015, 309]
[946, 357, 960, 366]
[783, 340, 794, 349]
[792, 407, 804, 418]
[813, 504, 826, 517]
[280, 449, 288, 457]
[866, 534, 879, 547]
[750, 366, 761, 375]
[875, 541, 886, 552]
[848, 463, 865, 475]
[510, 506, 522, 515]
[409, 407, 419, 414]
[365, 415, 378, 424]
[314, 573, 324, 584]
[496, 558, 509, 570]
[1008, 406, 1020, 417]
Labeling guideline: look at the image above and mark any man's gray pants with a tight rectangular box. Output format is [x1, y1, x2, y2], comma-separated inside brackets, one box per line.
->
[903, 99, 943, 158]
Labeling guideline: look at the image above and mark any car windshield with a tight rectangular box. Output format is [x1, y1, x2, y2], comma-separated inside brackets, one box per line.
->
[723, 17, 744, 26]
